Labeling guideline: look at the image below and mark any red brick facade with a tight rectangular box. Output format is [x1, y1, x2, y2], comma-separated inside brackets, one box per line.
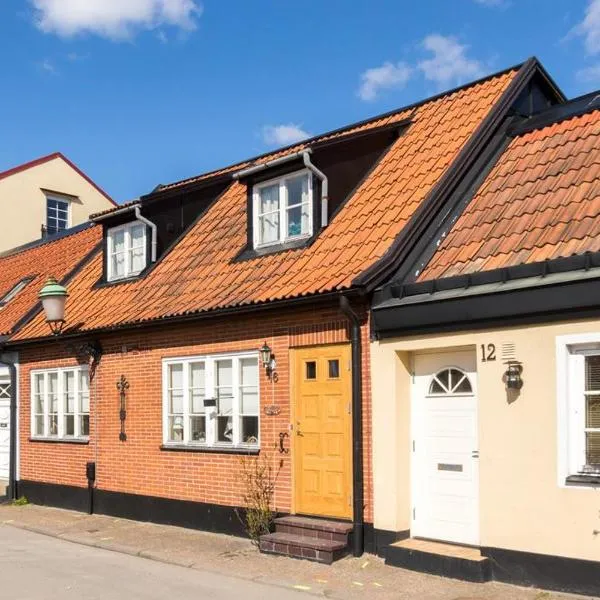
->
[18, 302, 374, 524]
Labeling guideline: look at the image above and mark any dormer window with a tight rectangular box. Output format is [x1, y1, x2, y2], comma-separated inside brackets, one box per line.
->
[253, 170, 313, 249]
[107, 222, 147, 282]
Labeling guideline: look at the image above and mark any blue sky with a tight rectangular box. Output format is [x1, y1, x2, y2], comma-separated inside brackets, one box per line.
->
[0, 1, 598, 203]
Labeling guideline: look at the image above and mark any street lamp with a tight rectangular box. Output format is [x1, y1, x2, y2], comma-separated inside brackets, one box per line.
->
[38, 276, 68, 335]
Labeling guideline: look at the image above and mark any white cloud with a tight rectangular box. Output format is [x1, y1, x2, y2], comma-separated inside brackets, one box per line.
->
[38, 58, 58, 74]
[577, 63, 600, 81]
[262, 124, 311, 146]
[357, 61, 412, 101]
[573, 0, 600, 55]
[30, 0, 202, 40]
[417, 34, 484, 86]
[473, 0, 505, 6]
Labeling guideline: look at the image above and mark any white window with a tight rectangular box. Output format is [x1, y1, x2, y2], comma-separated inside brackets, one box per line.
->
[46, 196, 70, 235]
[107, 222, 147, 281]
[31, 367, 90, 439]
[557, 335, 600, 482]
[253, 170, 313, 248]
[163, 353, 259, 448]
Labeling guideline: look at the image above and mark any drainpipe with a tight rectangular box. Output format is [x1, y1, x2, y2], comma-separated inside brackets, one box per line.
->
[232, 150, 329, 228]
[0, 349, 18, 501]
[302, 152, 329, 228]
[134, 206, 157, 263]
[339, 295, 364, 557]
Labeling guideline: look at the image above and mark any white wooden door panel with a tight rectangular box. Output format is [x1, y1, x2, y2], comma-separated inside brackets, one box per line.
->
[412, 351, 479, 546]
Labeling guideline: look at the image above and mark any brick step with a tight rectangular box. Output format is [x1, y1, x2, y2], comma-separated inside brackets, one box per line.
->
[273, 516, 353, 543]
[259, 532, 348, 564]
[385, 538, 492, 583]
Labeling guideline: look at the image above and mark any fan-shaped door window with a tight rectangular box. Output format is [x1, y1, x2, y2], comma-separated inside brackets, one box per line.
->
[429, 368, 473, 396]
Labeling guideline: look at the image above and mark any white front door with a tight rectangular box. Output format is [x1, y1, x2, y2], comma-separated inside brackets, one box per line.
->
[0, 376, 10, 480]
[412, 351, 479, 546]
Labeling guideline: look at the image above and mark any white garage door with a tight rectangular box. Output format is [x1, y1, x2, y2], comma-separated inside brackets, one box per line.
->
[412, 351, 479, 546]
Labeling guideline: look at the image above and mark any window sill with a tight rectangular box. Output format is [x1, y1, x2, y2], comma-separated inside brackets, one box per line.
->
[565, 474, 600, 487]
[235, 235, 317, 262]
[160, 444, 260, 455]
[29, 437, 90, 445]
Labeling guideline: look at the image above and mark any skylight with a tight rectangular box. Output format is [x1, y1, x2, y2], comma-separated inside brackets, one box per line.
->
[0, 277, 34, 308]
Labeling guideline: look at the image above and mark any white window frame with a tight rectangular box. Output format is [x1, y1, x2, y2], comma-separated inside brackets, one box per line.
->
[252, 169, 313, 249]
[557, 333, 600, 485]
[106, 222, 147, 282]
[45, 194, 71, 234]
[30, 367, 90, 440]
[162, 351, 260, 448]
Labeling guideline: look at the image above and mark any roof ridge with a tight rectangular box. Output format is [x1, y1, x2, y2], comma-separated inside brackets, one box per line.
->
[0, 221, 96, 261]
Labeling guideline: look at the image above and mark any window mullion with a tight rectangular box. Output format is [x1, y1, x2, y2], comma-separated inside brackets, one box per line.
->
[43, 373, 49, 438]
[280, 180, 286, 242]
[74, 369, 80, 438]
[183, 362, 190, 444]
[232, 357, 241, 446]
[125, 228, 131, 278]
[207, 359, 216, 445]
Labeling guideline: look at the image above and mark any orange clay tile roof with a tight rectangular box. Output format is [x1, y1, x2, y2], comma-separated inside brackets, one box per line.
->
[419, 104, 600, 281]
[14, 68, 518, 341]
[0, 225, 101, 336]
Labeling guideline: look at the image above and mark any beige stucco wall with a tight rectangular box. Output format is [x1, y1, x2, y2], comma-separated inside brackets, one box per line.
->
[0, 156, 113, 253]
[371, 318, 600, 561]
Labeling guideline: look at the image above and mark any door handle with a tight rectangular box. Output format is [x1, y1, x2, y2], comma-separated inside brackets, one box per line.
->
[296, 422, 303, 436]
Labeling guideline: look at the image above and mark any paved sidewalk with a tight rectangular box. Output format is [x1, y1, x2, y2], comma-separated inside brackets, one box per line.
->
[0, 504, 593, 600]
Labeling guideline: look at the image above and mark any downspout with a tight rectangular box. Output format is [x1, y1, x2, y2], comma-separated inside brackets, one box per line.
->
[339, 295, 364, 557]
[134, 206, 157, 263]
[0, 348, 18, 501]
[302, 152, 329, 228]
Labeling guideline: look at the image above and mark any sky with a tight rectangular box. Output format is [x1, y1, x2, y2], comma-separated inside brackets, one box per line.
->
[0, 0, 599, 204]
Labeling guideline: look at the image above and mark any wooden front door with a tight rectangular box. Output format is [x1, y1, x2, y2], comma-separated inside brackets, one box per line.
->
[292, 344, 352, 519]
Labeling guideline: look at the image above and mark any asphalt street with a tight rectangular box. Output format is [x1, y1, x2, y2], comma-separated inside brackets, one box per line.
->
[0, 525, 308, 600]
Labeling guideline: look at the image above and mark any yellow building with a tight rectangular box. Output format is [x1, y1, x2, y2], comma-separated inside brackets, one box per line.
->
[370, 91, 600, 595]
[0, 152, 115, 254]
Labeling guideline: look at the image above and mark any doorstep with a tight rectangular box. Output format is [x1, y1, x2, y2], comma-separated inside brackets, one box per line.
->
[259, 516, 353, 564]
[385, 538, 492, 583]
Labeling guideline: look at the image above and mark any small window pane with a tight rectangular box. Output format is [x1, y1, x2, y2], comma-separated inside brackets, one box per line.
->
[585, 431, 600, 467]
[241, 387, 258, 414]
[305, 361, 316, 380]
[259, 214, 279, 245]
[259, 183, 279, 214]
[436, 369, 450, 390]
[190, 416, 206, 442]
[190, 363, 205, 414]
[48, 373, 59, 436]
[453, 374, 473, 394]
[111, 229, 126, 253]
[169, 416, 184, 442]
[586, 396, 600, 429]
[217, 416, 233, 443]
[241, 416, 259, 445]
[586, 356, 600, 391]
[328, 359, 340, 379]
[111, 253, 126, 279]
[240, 358, 258, 386]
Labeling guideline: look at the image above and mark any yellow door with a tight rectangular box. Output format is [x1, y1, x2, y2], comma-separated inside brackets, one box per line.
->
[292, 344, 352, 519]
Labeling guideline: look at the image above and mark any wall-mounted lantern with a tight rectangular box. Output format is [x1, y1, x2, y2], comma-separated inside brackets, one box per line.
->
[38, 276, 68, 335]
[504, 360, 523, 391]
[259, 341, 277, 378]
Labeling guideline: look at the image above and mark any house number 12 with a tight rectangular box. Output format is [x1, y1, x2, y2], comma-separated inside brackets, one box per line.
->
[481, 343, 496, 362]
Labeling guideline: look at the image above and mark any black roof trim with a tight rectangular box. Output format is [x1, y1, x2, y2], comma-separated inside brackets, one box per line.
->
[0, 221, 94, 260]
[386, 251, 600, 301]
[353, 57, 563, 292]
[509, 89, 600, 137]
[146, 60, 539, 197]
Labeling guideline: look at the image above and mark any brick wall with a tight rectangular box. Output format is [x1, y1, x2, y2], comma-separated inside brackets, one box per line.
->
[17, 301, 373, 523]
